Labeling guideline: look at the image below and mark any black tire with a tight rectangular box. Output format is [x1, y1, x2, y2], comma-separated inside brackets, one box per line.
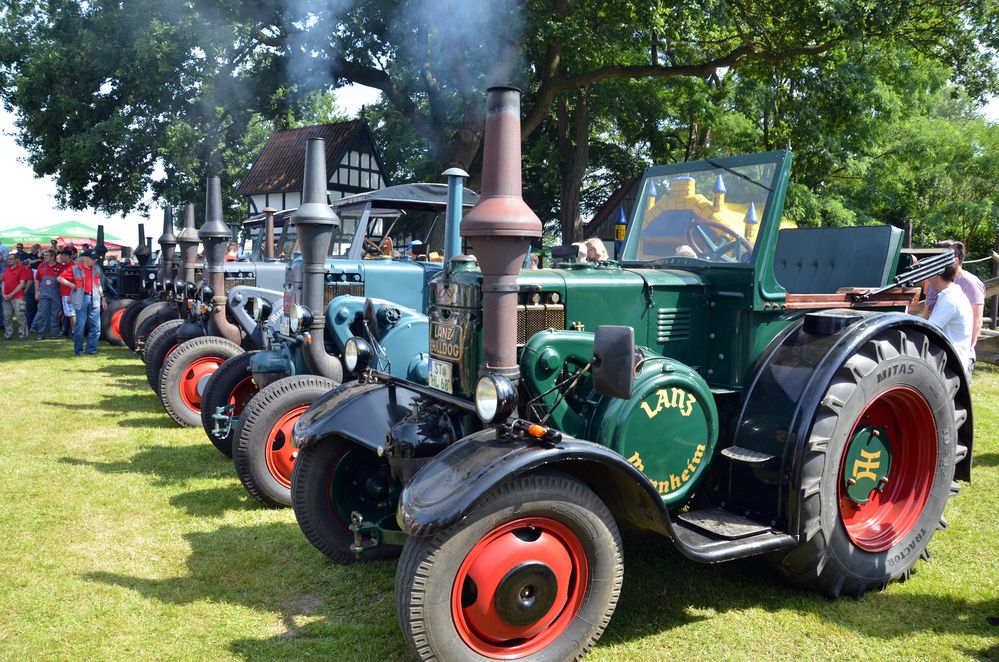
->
[292, 436, 401, 564]
[133, 302, 180, 357]
[200, 351, 259, 458]
[143, 318, 184, 394]
[396, 472, 623, 661]
[768, 327, 966, 597]
[234, 375, 339, 507]
[119, 297, 152, 351]
[158, 335, 244, 427]
[100, 298, 134, 346]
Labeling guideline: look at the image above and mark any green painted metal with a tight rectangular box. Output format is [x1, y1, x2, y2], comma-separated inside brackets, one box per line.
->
[843, 426, 892, 504]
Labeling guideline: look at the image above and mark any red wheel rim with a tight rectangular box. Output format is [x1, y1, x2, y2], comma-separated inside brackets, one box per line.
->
[164, 344, 178, 361]
[838, 386, 937, 552]
[265, 405, 309, 488]
[179, 356, 225, 413]
[451, 517, 588, 658]
[110, 308, 125, 340]
[228, 376, 256, 417]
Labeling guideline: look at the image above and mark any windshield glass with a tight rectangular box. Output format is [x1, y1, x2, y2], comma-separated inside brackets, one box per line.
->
[277, 224, 298, 259]
[630, 159, 777, 265]
[333, 207, 446, 261]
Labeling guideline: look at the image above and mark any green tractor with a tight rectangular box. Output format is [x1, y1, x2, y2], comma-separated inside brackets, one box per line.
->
[290, 88, 973, 661]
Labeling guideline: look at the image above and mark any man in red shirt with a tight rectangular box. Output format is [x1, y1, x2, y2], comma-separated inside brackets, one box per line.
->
[34, 249, 62, 340]
[56, 251, 76, 336]
[57, 249, 105, 355]
[2, 253, 31, 340]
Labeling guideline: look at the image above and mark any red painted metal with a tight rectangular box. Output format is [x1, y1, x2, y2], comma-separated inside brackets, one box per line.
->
[838, 386, 938, 552]
[179, 356, 225, 413]
[265, 405, 310, 488]
[451, 517, 588, 658]
[110, 308, 126, 340]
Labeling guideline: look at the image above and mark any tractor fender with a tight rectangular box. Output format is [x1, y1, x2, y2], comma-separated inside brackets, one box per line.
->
[292, 380, 421, 453]
[731, 310, 973, 533]
[398, 428, 672, 540]
[227, 286, 283, 348]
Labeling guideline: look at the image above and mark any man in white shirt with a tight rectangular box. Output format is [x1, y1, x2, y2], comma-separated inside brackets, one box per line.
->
[927, 263, 973, 374]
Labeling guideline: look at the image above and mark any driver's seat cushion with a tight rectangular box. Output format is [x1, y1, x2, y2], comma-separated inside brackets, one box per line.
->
[774, 225, 903, 294]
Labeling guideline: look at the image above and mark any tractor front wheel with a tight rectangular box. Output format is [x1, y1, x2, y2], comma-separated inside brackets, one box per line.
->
[769, 327, 966, 597]
[291, 436, 401, 564]
[119, 298, 151, 351]
[233, 375, 338, 506]
[143, 318, 184, 394]
[159, 336, 244, 427]
[200, 351, 258, 457]
[133, 302, 180, 357]
[395, 472, 623, 662]
[100, 298, 134, 346]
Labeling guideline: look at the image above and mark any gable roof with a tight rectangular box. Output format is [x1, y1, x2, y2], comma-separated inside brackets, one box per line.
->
[235, 121, 371, 196]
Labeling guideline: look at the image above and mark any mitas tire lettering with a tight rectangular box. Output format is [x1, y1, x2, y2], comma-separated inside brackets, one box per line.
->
[768, 327, 965, 598]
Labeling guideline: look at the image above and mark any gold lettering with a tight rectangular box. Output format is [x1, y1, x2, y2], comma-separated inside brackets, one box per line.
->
[627, 452, 645, 472]
[670, 474, 682, 490]
[640, 388, 697, 419]
[852, 449, 881, 482]
[682, 469, 690, 481]
[693, 444, 705, 463]
[681, 392, 696, 417]
[640, 401, 658, 419]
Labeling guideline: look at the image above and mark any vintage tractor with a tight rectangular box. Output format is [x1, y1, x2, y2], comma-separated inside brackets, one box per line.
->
[289, 88, 972, 661]
[105, 222, 163, 347]
[152, 176, 286, 427]
[201, 137, 476, 508]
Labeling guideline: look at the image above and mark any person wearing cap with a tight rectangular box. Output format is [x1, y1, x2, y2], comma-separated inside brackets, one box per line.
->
[57, 249, 105, 355]
[56, 251, 76, 336]
[13, 243, 29, 262]
[33, 249, 62, 340]
[1, 253, 31, 339]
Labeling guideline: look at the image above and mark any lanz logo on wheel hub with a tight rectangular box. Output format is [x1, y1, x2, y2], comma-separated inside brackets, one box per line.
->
[843, 425, 892, 504]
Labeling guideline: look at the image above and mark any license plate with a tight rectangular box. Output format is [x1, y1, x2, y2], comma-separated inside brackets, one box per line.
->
[279, 315, 290, 336]
[428, 359, 453, 394]
[283, 291, 295, 313]
[429, 322, 463, 361]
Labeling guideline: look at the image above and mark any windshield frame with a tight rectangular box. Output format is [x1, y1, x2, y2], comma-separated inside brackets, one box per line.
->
[620, 150, 789, 269]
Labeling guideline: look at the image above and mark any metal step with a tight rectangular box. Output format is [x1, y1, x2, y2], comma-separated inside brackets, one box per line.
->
[672, 508, 796, 563]
[720, 446, 776, 464]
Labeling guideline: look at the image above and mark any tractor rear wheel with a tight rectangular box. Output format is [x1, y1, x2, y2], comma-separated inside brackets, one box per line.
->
[119, 298, 151, 351]
[100, 298, 134, 346]
[768, 327, 966, 597]
[234, 375, 338, 507]
[133, 302, 180, 357]
[395, 472, 623, 661]
[159, 336, 244, 427]
[200, 351, 258, 458]
[292, 436, 401, 563]
[143, 318, 184, 394]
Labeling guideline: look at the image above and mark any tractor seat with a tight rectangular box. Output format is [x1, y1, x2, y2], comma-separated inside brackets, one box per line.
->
[773, 225, 903, 294]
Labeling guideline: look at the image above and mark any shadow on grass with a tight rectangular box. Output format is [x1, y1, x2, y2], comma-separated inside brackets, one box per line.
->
[60, 443, 233, 485]
[43, 391, 164, 422]
[169, 485, 260, 517]
[973, 452, 999, 468]
[596, 533, 998, 657]
[85, 522, 408, 660]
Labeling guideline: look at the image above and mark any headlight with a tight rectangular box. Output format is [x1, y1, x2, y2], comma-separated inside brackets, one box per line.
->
[248, 296, 271, 322]
[474, 374, 517, 424]
[343, 337, 372, 373]
[288, 304, 314, 334]
[200, 284, 214, 302]
[185, 281, 199, 298]
[172, 280, 185, 297]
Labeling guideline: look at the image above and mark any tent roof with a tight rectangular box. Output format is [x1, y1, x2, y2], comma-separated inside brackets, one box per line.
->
[30, 221, 121, 241]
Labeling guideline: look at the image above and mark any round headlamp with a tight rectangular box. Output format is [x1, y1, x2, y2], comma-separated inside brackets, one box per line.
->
[343, 337, 372, 373]
[248, 296, 272, 323]
[474, 374, 517, 424]
[288, 304, 314, 334]
[185, 281, 199, 298]
[200, 284, 214, 302]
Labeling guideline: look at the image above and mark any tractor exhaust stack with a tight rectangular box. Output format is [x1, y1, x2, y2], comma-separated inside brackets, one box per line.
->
[134, 224, 150, 266]
[199, 176, 241, 344]
[158, 207, 177, 284]
[294, 138, 342, 382]
[177, 203, 199, 284]
[460, 87, 542, 382]
[262, 206, 277, 260]
[95, 225, 108, 262]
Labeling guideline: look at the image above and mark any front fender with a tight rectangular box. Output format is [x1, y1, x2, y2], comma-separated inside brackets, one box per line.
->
[399, 428, 672, 539]
[293, 380, 421, 453]
[227, 286, 283, 347]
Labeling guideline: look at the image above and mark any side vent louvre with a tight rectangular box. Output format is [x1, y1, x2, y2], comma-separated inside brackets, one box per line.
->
[657, 308, 691, 342]
[323, 282, 365, 309]
[517, 304, 565, 346]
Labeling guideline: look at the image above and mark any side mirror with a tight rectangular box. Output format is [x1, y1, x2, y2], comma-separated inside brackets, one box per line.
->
[592, 325, 636, 399]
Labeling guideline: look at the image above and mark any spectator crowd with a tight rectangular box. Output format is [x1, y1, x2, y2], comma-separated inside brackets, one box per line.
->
[0, 239, 106, 355]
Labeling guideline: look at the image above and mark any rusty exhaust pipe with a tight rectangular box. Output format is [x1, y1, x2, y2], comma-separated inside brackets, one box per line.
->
[158, 207, 177, 285]
[177, 203, 199, 285]
[461, 86, 542, 382]
[295, 138, 343, 382]
[199, 176, 242, 344]
[262, 206, 277, 260]
[95, 225, 108, 262]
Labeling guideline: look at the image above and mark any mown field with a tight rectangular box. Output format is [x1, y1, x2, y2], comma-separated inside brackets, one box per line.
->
[0, 340, 995, 661]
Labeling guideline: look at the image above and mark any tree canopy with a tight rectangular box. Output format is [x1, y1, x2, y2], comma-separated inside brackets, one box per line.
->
[0, 0, 997, 252]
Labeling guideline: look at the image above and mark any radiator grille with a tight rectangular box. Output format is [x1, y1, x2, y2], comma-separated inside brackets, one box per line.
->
[517, 304, 565, 345]
[324, 282, 365, 308]
[657, 308, 692, 342]
[224, 275, 256, 288]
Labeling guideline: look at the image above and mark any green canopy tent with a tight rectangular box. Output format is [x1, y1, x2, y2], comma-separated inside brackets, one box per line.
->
[30, 221, 121, 242]
[0, 226, 51, 244]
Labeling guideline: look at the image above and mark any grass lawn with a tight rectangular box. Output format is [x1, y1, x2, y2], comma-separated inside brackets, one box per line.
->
[0, 339, 995, 661]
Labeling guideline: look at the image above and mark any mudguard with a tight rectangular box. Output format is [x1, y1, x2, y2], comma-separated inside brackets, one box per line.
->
[731, 310, 974, 534]
[293, 381, 422, 453]
[227, 285, 284, 348]
[398, 427, 673, 540]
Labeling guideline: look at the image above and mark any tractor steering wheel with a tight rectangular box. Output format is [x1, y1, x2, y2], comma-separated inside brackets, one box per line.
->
[685, 219, 753, 262]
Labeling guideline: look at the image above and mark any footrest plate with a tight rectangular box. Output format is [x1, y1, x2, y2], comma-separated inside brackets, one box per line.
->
[677, 507, 771, 540]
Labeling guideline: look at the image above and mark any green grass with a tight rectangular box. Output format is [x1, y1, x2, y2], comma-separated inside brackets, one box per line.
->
[0, 340, 995, 661]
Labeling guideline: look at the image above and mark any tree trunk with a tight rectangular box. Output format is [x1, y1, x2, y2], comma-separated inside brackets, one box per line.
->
[557, 91, 590, 244]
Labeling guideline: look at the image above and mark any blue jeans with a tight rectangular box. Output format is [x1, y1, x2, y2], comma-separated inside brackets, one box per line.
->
[74, 295, 101, 354]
